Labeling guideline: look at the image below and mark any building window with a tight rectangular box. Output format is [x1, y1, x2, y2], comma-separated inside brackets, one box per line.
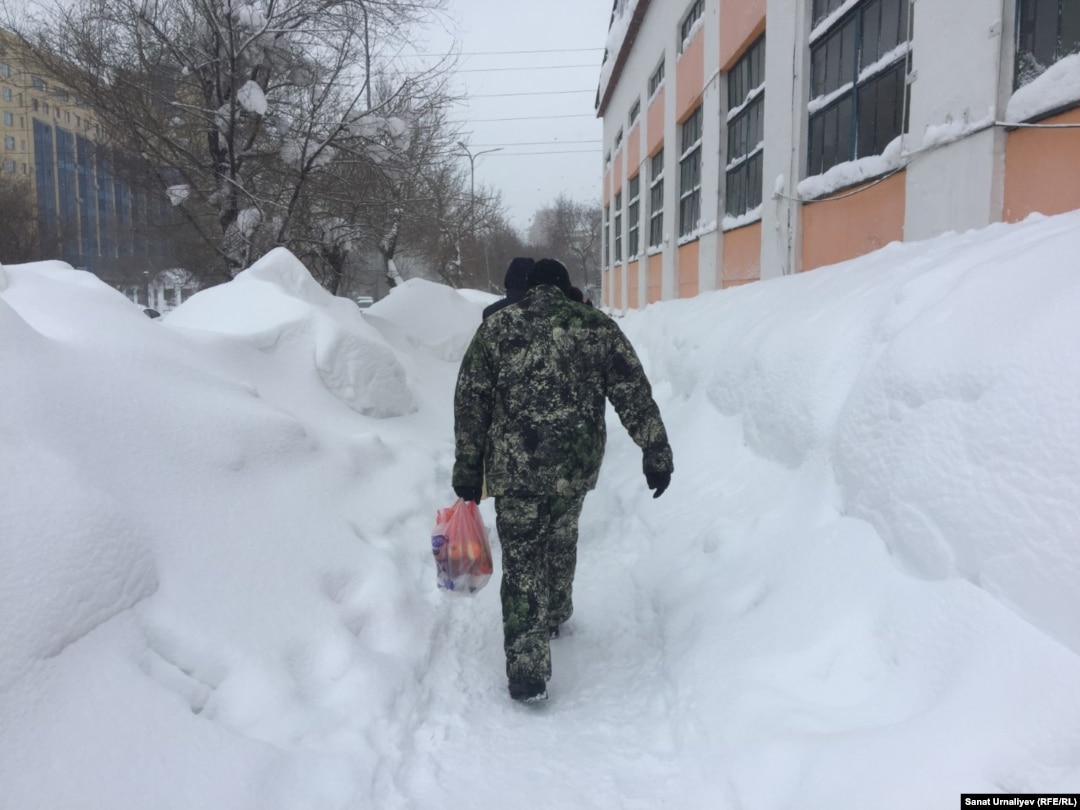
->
[605, 150, 611, 169]
[615, 128, 623, 150]
[603, 204, 611, 266]
[2, 87, 10, 101]
[0, 62, 9, 78]
[3, 159, 13, 173]
[4, 136, 14, 150]
[629, 99, 641, 126]
[649, 60, 665, 97]
[614, 191, 623, 262]
[812, 0, 847, 25]
[807, 0, 910, 177]
[680, 0, 706, 52]
[628, 174, 641, 257]
[1016, 0, 1080, 88]
[648, 149, 664, 247]
[726, 35, 766, 217]
[31, 76, 46, 91]
[2, 111, 11, 126]
[678, 107, 703, 238]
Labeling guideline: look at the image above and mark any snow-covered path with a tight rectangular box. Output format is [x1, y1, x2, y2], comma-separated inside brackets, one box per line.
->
[4, 213, 1080, 809]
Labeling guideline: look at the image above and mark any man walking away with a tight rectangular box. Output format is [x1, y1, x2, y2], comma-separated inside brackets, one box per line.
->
[482, 257, 535, 321]
[453, 258, 673, 703]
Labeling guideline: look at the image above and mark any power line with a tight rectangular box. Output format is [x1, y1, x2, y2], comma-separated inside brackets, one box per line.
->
[470, 139, 601, 147]
[454, 64, 599, 73]
[485, 148, 600, 156]
[468, 89, 595, 98]
[408, 47, 605, 57]
[455, 113, 597, 123]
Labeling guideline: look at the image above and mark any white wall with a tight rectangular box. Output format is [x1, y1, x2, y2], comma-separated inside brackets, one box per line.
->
[903, 0, 1010, 240]
[761, 0, 806, 279]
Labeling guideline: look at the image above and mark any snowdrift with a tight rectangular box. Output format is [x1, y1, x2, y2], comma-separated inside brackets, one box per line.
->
[2, 217, 1079, 809]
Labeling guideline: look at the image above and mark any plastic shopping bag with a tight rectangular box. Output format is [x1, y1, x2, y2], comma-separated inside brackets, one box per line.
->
[431, 498, 494, 594]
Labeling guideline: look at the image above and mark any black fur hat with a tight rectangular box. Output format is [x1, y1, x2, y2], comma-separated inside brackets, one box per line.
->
[503, 257, 535, 292]
[527, 258, 571, 292]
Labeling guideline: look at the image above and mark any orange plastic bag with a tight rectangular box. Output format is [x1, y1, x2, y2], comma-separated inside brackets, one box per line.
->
[431, 498, 494, 594]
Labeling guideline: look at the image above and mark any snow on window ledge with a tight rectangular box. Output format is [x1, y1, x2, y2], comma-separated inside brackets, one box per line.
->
[722, 206, 763, 232]
[676, 220, 717, 246]
[809, 0, 862, 45]
[797, 136, 904, 200]
[679, 17, 705, 56]
[1005, 53, 1080, 124]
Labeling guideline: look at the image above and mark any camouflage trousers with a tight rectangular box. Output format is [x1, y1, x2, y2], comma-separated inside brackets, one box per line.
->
[494, 492, 587, 683]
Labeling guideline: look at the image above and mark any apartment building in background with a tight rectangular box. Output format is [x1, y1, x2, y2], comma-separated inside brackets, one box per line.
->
[0, 31, 182, 305]
[596, 0, 1080, 310]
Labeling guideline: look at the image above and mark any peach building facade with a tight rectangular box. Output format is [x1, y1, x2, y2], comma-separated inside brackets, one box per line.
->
[597, 0, 1080, 310]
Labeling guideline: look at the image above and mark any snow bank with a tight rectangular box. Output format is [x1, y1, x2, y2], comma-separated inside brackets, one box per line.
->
[622, 209, 1080, 654]
[362, 277, 484, 362]
[165, 248, 415, 418]
[4, 212, 1080, 809]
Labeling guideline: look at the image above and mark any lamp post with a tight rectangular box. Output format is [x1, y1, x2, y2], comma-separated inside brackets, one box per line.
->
[456, 141, 502, 290]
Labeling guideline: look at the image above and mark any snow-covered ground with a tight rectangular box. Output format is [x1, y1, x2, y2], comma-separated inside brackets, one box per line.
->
[2, 211, 1080, 809]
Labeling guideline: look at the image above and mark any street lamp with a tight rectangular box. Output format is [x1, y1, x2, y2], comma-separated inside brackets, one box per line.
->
[457, 141, 503, 290]
[457, 140, 503, 220]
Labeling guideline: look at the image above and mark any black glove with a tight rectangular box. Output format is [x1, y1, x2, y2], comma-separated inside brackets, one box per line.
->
[454, 485, 481, 504]
[645, 470, 670, 499]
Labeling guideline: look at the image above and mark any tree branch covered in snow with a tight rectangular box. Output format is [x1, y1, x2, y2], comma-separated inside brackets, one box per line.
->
[16, 0, 452, 283]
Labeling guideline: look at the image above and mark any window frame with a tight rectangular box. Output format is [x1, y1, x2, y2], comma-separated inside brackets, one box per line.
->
[679, 0, 706, 52]
[614, 190, 623, 262]
[648, 60, 666, 98]
[725, 35, 766, 219]
[603, 203, 611, 267]
[1016, 0, 1080, 89]
[627, 174, 641, 257]
[678, 107, 703, 239]
[806, 0, 910, 179]
[629, 98, 641, 127]
[648, 149, 664, 248]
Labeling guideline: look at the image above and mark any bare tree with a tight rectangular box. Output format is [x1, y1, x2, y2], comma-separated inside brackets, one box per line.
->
[16, 0, 449, 283]
[528, 195, 603, 296]
[0, 175, 39, 263]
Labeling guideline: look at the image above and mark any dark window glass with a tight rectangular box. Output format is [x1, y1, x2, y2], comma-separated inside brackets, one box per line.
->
[811, 46, 827, 98]
[628, 175, 640, 256]
[1017, 0, 1080, 88]
[649, 61, 665, 95]
[807, 0, 908, 178]
[614, 191, 623, 262]
[808, 113, 826, 176]
[878, 0, 902, 56]
[1064, 2, 1080, 58]
[862, 0, 882, 67]
[726, 35, 766, 217]
[813, 0, 845, 26]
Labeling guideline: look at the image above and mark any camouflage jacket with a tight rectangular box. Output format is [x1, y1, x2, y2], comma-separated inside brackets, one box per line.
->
[453, 285, 674, 497]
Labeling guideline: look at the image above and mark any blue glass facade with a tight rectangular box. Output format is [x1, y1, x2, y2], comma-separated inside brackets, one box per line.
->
[54, 127, 79, 264]
[76, 135, 98, 264]
[32, 119, 57, 252]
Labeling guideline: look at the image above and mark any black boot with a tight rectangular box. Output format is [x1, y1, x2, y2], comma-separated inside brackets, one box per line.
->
[508, 679, 548, 703]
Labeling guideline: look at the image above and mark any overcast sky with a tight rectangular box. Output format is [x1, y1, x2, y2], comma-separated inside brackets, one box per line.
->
[415, 0, 613, 234]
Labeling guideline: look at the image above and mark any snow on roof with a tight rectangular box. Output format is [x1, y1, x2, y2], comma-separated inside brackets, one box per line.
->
[596, 0, 643, 117]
